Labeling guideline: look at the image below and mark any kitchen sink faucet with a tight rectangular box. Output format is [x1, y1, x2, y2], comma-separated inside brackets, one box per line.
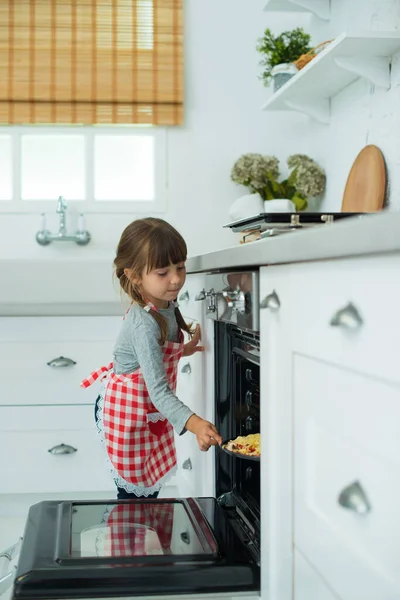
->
[36, 196, 91, 246]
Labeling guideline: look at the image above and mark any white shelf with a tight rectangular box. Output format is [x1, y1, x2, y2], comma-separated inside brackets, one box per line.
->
[261, 32, 400, 124]
[264, 0, 330, 20]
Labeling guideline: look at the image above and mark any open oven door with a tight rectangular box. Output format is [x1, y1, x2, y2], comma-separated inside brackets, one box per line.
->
[12, 498, 259, 600]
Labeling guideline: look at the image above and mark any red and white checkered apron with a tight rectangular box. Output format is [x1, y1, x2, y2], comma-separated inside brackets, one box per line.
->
[81, 305, 184, 488]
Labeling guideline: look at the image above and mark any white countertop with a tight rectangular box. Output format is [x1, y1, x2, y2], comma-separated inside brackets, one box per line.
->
[186, 211, 400, 273]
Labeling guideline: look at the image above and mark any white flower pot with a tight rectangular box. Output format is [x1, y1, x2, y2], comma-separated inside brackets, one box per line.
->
[229, 193, 264, 221]
[271, 63, 298, 92]
[263, 199, 296, 213]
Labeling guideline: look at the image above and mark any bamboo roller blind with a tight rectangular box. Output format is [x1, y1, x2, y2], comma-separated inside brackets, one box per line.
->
[0, 0, 183, 125]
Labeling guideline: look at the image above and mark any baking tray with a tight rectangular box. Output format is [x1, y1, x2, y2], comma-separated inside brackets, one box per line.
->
[220, 439, 260, 462]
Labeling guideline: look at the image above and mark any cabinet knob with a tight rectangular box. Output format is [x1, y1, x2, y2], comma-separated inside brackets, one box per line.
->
[195, 289, 206, 301]
[179, 290, 190, 302]
[260, 290, 280, 310]
[48, 443, 77, 455]
[181, 362, 191, 374]
[182, 458, 192, 470]
[330, 302, 363, 329]
[47, 356, 76, 367]
[338, 481, 371, 515]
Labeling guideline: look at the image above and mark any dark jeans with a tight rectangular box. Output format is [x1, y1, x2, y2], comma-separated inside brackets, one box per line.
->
[94, 395, 160, 501]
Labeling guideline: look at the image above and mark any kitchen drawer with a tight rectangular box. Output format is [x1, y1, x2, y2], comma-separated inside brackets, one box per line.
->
[0, 317, 120, 343]
[0, 317, 120, 406]
[294, 354, 400, 600]
[0, 340, 115, 406]
[263, 254, 400, 384]
[0, 405, 115, 494]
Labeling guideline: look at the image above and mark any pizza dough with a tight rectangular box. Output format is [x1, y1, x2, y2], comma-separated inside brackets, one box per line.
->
[224, 433, 260, 457]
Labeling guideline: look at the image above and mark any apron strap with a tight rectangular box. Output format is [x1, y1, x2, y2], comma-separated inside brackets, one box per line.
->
[80, 362, 113, 388]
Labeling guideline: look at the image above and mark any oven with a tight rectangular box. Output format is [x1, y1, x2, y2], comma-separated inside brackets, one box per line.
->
[206, 271, 260, 561]
[10, 271, 260, 600]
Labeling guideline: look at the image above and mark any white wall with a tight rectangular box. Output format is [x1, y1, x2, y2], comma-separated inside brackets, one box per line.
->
[1, 0, 398, 263]
[0, 0, 308, 261]
[279, 0, 400, 212]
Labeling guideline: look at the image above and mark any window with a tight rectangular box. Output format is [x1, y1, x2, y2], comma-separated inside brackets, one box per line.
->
[0, 127, 167, 213]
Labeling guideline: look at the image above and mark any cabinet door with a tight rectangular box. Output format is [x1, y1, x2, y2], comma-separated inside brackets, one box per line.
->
[259, 266, 293, 600]
[294, 550, 341, 600]
[175, 333, 210, 498]
[260, 257, 400, 600]
[294, 355, 400, 600]
[174, 273, 214, 499]
[277, 254, 400, 383]
[0, 405, 115, 494]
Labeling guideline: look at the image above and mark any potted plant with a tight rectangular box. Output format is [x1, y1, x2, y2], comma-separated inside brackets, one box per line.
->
[229, 153, 326, 217]
[256, 27, 312, 91]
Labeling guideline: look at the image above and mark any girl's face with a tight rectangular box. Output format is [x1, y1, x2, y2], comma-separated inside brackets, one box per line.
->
[127, 262, 187, 309]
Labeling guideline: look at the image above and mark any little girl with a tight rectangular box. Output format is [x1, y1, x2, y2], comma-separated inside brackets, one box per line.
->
[81, 218, 222, 499]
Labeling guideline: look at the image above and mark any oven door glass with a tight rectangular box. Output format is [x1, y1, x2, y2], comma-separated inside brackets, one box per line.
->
[70, 500, 216, 559]
[13, 499, 259, 599]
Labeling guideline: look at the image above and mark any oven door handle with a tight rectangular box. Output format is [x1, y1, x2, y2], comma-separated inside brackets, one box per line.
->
[233, 348, 260, 366]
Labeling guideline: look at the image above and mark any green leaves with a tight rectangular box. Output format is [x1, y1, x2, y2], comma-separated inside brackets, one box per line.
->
[291, 193, 308, 211]
[256, 27, 312, 85]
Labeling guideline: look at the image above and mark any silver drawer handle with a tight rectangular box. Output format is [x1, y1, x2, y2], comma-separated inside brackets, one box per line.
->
[195, 289, 206, 301]
[179, 290, 189, 302]
[260, 290, 280, 310]
[181, 363, 191, 374]
[47, 356, 77, 367]
[182, 458, 192, 470]
[330, 302, 363, 329]
[338, 481, 371, 515]
[48, 443, 77, 455]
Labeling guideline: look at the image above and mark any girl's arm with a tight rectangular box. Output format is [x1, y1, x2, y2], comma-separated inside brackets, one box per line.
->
[129, 310, 194, 435]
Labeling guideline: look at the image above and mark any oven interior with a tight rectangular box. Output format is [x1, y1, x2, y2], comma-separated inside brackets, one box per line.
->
[214, 321, 260, 558]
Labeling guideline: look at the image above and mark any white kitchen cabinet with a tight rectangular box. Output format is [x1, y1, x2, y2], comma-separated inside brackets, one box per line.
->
[260, 265, 293, 600]
[294, 356, 400, 600]
[271, 254, 400, 384]
[294, 550, 340, 600]
[0, 316, 120, 406]
[260, 254, 400, 600]
[0, 316, 120, 502]
[174, 273, 214, 498]
[178, 273, 206, 323]
[0, 405, 115, 494]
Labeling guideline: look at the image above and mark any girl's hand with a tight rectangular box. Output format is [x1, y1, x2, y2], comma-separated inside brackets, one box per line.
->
[182, 324, 205, 357]
[185, 415, 222, 452]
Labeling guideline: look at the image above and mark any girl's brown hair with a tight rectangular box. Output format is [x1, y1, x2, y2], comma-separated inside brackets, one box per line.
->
[114, 217, 195, 345]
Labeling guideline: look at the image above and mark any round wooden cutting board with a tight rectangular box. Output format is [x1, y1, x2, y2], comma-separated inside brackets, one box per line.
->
[341, 145, 387, 212]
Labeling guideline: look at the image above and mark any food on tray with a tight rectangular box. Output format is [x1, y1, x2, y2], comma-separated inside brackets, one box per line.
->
[224, 433, 260, 457]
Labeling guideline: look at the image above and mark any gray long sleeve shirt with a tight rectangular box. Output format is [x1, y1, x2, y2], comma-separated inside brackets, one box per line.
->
[112, 303, 193, 435]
